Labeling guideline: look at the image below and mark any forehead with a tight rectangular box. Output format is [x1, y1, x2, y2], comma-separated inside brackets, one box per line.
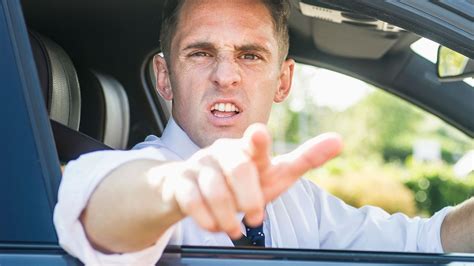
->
[173, 0, 277, 51]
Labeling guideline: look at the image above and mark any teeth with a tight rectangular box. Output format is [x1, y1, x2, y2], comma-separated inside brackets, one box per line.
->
[212, 103, 240, 112]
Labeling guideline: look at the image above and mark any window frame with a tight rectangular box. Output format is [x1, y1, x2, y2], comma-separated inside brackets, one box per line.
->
[0, 0, 60, 245]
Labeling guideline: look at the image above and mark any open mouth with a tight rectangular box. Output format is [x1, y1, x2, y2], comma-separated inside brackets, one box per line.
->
[210, 102, 241, 118]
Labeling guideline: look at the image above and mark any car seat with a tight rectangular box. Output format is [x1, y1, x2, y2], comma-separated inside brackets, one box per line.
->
[78, 70, 130, 150]
[29, 31, 81, 131]
[29, 31, 130, 161]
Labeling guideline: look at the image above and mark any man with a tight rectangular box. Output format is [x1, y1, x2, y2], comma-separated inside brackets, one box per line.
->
[54, 0, 474, 265]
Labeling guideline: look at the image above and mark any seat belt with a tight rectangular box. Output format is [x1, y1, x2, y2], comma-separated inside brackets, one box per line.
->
[50, 119, 113, 162]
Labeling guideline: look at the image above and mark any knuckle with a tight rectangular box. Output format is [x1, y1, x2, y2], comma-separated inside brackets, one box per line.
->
[209, 189, 232, 203]
[240, 201, 263, 213]
[196, 155, 219, 167]
[230, 161, 255, 178]
[220, 217, 238, 231]
[201, 220, 218, 232]
[222, 222, 239, 233]
[179, 191, 204, 214]
[208, 226, 220, 233]
[195, 215, 217, 232]
[186, 197, 204, 211]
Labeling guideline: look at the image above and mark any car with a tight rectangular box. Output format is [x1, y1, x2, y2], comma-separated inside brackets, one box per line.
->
[1, 0, 473, 265]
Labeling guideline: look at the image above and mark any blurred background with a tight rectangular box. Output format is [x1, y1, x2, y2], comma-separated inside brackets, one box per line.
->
[268, 38, 474, 217]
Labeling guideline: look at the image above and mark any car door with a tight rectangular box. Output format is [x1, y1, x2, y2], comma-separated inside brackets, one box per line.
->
[0, 0, 79, 264]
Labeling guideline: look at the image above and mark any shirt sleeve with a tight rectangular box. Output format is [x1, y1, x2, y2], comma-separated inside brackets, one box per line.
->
[304, 180, 453, 252]
[53, 147, 176, 265]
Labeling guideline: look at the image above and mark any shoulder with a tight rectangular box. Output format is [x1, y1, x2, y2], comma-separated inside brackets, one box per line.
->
[132, 135, 165, 150]
[132, 135, 183, 160]
[280, 178, 324, 204]
[299, 177, 325, 195]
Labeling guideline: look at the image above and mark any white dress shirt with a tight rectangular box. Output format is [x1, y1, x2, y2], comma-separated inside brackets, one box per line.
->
[54, 118, 452, 265]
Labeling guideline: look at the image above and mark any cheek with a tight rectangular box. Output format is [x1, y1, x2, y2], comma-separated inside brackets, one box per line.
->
[247, 83, 278, 120]
[177, 56, 214, 77]
[170, 66, 208, 104]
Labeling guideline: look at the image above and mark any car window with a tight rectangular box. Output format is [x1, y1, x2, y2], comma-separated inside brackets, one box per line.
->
[145, 50, 474, 219]
[145, 53, 474, 218]
[410, 37, 474, 88]
[268, 62, 474, 218]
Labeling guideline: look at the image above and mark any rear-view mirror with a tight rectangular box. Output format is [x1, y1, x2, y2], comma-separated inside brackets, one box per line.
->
[437, 46, 474, 81]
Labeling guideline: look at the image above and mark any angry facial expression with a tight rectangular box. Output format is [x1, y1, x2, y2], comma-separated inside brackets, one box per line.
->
[154, 0, 294, 147]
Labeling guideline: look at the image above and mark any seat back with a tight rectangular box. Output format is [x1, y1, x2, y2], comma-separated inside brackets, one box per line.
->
[29, 31, 81, 130]
[30, 32, 133, 160]
[79, 70, 130, 149]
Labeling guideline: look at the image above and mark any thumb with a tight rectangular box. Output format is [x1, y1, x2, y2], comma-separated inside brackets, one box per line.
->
[243, 123, 272, 172]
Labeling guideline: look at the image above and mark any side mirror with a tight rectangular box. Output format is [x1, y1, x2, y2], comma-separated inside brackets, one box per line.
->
[437, 46, 474, 81]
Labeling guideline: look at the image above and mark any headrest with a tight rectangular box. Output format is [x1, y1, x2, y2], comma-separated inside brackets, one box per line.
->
[29, 31, 81, 130]
[79, 70, 130, 149]
[29, 31, 129, 152]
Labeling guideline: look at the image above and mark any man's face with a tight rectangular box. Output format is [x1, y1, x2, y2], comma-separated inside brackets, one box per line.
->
[155, 0, 294, 147]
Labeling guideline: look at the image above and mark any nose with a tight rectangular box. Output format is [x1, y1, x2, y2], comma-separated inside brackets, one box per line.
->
[211, 56, 241, 89]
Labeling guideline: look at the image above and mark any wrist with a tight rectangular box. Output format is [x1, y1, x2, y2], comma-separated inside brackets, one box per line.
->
[146, 162, 185, 226]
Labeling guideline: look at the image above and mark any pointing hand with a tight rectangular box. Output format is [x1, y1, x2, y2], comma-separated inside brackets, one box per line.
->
[159, 124, 343, 239]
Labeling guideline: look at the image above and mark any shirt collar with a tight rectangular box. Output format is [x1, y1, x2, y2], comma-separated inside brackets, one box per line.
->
[160, 118, 200, 160]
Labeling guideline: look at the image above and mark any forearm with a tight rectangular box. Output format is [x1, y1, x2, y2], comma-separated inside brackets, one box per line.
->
[81, 159, 183, 253]
[441, 197, 474, 253]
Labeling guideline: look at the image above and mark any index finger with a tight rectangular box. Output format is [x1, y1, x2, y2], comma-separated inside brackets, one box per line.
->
[243, 123, 272, 172]
[272, 132, 343, 179]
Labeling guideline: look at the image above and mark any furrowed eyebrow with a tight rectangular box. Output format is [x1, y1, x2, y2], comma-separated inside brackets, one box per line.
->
[236, 44, 271, 57]
[182, 41, 216, 52]
[181, 41, 272, 57]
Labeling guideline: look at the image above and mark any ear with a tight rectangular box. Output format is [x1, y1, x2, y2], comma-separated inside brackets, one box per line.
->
[274, 58, 295, 103]
[153, 54, 173, 100]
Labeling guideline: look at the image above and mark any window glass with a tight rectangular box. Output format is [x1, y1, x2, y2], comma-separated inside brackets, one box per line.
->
[268, 63, 474, 217]
[410, 38, 474, 87]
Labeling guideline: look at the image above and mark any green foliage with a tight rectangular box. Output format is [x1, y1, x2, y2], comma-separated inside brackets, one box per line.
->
[309, 157, 418, 216]
[403, 158, 474, 216]
[268, 63, 474, 217]
[382, 142, 461, 164]
[284, 110, 301, 143]
[381, 141, 412, 163]
[311, 157, 474, 217]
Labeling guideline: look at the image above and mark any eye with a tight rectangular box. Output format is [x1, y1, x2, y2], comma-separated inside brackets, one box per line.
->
[190, 51, 211, 57]
[239, 53, 260, 60]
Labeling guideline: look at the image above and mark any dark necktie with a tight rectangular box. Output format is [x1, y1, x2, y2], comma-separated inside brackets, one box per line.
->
[244, 222, 265, 247]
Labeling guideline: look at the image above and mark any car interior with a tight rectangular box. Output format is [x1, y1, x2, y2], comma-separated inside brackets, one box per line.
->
[3, 0, 472, 264]
[19, 0, 474, 162]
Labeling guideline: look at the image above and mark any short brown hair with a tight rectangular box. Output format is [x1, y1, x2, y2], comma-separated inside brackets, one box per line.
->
[159, 0, 290, 64]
